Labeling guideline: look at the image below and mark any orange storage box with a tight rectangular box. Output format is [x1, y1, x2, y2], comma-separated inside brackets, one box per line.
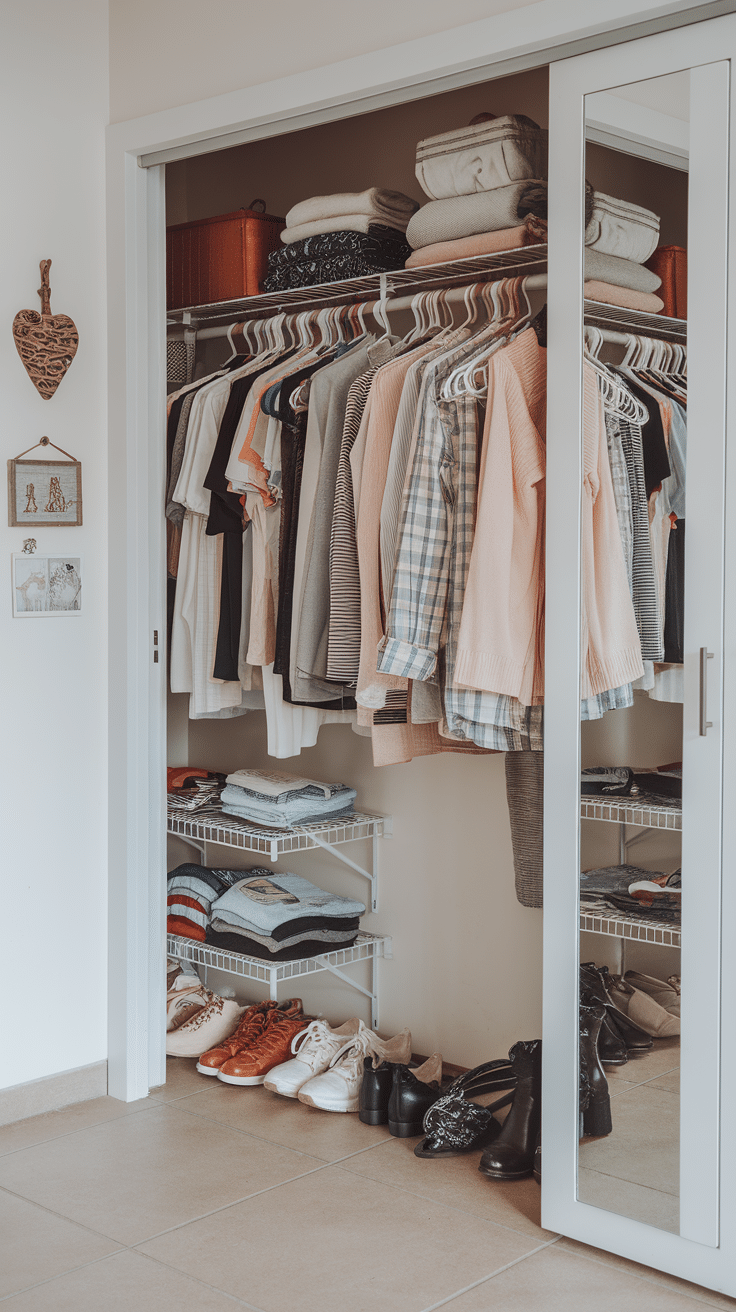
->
[645, 245, 687, 319]
[167, 200, 284, 309]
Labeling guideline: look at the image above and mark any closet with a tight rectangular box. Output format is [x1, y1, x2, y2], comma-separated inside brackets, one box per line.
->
[151, 10, 736, 1297]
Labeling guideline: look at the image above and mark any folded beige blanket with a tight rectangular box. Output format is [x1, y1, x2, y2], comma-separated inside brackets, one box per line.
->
[585, 249, 661, 293]
[416, 115, 548, 200]
[281, 215, 409, 245]
[285, 188, 418, 233]
[407, 182, 547, 249]
[405, 217, 546, 268]
[584, 280, 664, 314]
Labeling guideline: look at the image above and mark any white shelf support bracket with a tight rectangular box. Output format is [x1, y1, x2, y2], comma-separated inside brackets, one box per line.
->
[315, 956, 379, 1028]
[307, 831, 378, 912]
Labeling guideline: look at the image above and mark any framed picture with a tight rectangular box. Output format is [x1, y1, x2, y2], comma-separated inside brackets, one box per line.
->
[7, 439, 82, 528]
[12, 554, 82, 617]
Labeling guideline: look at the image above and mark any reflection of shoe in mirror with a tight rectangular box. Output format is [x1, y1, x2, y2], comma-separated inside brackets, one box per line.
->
[624, 970, 681, 1017]
[610, 976, 680, 1038]
[533, 1132, 541, 1184]
[580, 963, 653, 1052]
[589, 1000, 628, 1066]
[580, 1000, 612, 1139]
[478, 1039, 542, 1180]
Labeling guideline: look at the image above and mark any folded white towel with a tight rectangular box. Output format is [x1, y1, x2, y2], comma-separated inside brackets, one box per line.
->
[281, 215, 398, 245]
[285, 188, 418, 232]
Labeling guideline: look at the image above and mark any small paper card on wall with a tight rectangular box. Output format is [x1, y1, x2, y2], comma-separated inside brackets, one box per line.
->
[7, 438, 82, 528]
[12, 554, 82, 617]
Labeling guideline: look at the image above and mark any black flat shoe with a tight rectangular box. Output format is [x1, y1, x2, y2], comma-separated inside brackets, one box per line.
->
[414, 1060, 516, 1158]
[388, 1055, 444, 1137]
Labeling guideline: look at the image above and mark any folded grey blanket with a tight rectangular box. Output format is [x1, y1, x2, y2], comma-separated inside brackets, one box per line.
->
[585, 191, 660, 263]
[285, 189, 418, 235]
[584, 249, 661, 293]
[406, 181, 547, 249]
[415, 115, 548, 200]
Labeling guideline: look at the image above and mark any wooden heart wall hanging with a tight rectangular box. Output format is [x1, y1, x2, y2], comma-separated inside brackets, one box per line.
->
[12, 260, 79, 400]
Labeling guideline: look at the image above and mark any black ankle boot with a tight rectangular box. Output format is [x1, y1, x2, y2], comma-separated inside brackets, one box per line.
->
[579, 999, 612, 1138]
[580, 964, 653, 1053]
[359, 1055, 394, 1125]
[585, 995, 628, 1065]
[478, 1040, 542, 1180]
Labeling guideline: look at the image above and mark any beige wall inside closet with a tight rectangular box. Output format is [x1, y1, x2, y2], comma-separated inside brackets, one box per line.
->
[166, 66, 687, 1068]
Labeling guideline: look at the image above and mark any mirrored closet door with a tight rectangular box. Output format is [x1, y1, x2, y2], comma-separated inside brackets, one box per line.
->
[545, 11, 736, 1286]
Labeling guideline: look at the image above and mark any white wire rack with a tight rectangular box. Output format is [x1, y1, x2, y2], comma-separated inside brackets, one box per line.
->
[167, 931, 391, 1029]
[580, 796, 682, 832]
[166, 246, 549, 325]
[580, 906, 681, 950]
[167, 808, 386, 912]
[583, 298, 687, 343]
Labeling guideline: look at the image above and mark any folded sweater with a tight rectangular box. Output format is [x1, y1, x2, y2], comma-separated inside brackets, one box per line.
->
[209, 916, 359, 951]
[210, 871, 365, 934]
[285, 188, 418, 233]
[205, 927, 359, 961]
[406, 217, 546, 268]
[584, 280, 664, 314]
[406, 181, 547, 249]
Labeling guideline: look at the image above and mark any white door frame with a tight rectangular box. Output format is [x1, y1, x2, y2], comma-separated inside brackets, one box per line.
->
[104, 0, 731, 1112]
[545, 13, 736, 1291]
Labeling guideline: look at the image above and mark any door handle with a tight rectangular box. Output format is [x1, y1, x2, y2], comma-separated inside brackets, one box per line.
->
[700, 647, 714, 736]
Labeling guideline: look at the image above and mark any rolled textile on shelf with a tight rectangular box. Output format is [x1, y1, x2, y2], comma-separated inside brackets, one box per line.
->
[285, 188, 418, 233]
[415, 115, 548, 200]
[584, 248, 662, 293]
[585, 191, 660, 263]
[584, 280, 665, 314]
[406, 181, 547, 249]
[405, 216, 546, 268]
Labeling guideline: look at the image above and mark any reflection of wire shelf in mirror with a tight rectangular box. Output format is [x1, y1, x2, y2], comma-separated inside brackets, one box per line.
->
[167, 808, 387, 912]
[167, 931, 392, 1030]
[579, 906, 680, 950]
[580, 795, 682, 832]
[583, 299, 687, 343]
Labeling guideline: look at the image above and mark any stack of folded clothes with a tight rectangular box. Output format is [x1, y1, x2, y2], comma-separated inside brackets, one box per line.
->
[207, 869, 365, 960]
[263, 189, 417, 291]
[580, 863, 681, 924]
[167, 767, 226, 815]
[406, 114, 549, 267]
[166, 862, 244, 941]
[220, 769, 357, 829]
[584, 190, 664, 313]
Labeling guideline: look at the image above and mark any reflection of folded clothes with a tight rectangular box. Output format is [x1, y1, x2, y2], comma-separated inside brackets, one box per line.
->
[584, 249, 661, 293]
[584, 281, 664, 314]
[406, 182, 547, 249]
[580, 862, 665, 900]
[209, 916, 359, 951]
[633, 767, 682, 799]
[406, 217, 546, 268]
[585, 191, 660, 263]
[603, 891, 681, 923]
[581, 766, 634, 796]
[211, 871, 365, 934]
[628, 869, 681, 908]
[167, 916, 206, 942]
[205, 927, 359, 961]
[284, 188, 419, 238]
[415, 116, 548, 200]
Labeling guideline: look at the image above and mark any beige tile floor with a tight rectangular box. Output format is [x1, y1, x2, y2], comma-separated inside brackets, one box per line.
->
[579, 1038, 680, 1234]
[1, 1055, 735, 1310]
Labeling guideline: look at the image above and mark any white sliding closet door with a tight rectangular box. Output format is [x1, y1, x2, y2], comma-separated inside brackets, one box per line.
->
[545, 12, 736, 1293]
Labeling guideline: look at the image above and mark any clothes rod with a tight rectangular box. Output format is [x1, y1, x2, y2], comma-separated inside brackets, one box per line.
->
[168, 275, 550, 341]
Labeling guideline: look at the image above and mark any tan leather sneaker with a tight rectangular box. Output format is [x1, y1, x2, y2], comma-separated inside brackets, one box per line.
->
[196, 998, 303, 1076]
[217, 1007, 312, 1086]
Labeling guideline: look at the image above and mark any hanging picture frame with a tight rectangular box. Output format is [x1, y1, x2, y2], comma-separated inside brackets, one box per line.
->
[7, 436, 82, 528]
[12, 553, 82, 617]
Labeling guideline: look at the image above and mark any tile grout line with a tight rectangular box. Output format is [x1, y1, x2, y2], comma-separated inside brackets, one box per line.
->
[0, 1182, 131, 1246]
[607, 1067, 679, 1097]
[0, 1098, 168, 1160]
[134, 1249, 269, 1310]
[417, 1237, 564, 1311]
[577, 1161, 679, 1199]
[167, 1096, 394, 1160]
[557, 1244, 736, 1310]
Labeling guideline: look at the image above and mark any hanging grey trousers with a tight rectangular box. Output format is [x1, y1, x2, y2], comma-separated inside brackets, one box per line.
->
[505, 752, 544, 908]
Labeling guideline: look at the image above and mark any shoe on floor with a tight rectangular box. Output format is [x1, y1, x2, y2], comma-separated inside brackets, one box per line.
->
[217, 1006, 311, 1086]
[624, 970, 681, 1017]
[298, 1021, 402, 1113]
[387, 1054, 444, 1137]
[196, 998, 302, 1075]
[166, 975, 213, 1032]
[264, 1018, 361, 1097]
[166, 992, 246, 1058]
[610, 976, 680, 1038]
[359, 1027, 413, 1125]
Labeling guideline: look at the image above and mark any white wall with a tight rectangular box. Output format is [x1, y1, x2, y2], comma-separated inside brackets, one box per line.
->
[0, 1, 109, 1091]
[108, 0, 539, 123]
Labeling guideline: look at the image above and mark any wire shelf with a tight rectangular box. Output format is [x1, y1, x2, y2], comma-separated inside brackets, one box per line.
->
[583, 298, 687, 343]
[167, 807, 383, 860]
[580, 795, 682, 831]
[166, 247, 549, 325]
[166, 930, 390, 984]
[580, 906, 681, 948]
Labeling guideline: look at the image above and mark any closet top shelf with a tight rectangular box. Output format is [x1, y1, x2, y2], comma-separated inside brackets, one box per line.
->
[166, 246, 549, 325]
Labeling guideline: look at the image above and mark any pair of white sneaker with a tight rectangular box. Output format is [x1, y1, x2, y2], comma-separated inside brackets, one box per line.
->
[264, 1018, 410, 1112]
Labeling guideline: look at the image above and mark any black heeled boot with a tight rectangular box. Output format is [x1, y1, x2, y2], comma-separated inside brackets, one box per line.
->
[478, 1039, 542, 1180]
[579, 998, 612, 1138]
[587, 997, 628, 1066]
[580, 963, 653, 1053]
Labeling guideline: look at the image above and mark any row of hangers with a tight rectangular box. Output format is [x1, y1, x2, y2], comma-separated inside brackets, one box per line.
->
[584, 324, 687, 423]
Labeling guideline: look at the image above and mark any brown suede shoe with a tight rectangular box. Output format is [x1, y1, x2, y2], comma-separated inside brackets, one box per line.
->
[217, 1008, 312, 1086]
[196, 998, 302, 1076]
